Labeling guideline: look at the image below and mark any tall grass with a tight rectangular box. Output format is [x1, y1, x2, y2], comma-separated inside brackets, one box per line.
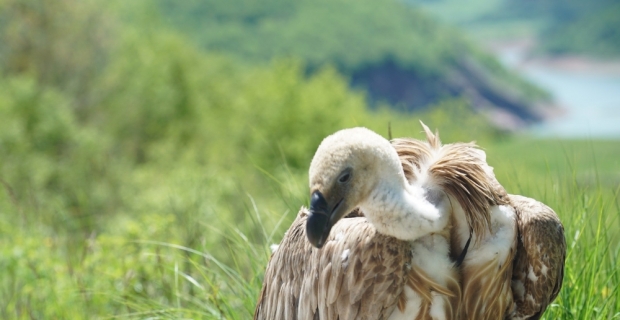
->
[1, 138, 619, 319]
[544, 185, 620, 319]
[116, 150, 620, 319]
[488, 139, 620, 319]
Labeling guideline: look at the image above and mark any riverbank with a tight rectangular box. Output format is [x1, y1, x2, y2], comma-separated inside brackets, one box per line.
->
[486, 40, 620, 139]
[487, 40, 620, 75]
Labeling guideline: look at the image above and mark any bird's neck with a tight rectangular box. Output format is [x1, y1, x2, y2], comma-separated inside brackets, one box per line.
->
[359, 170, 449, 241]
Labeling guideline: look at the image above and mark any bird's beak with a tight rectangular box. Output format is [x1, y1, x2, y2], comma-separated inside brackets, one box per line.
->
[306, 190, 347, 248]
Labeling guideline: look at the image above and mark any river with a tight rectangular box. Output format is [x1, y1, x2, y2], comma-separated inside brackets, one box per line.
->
[492, 42, 620, 139]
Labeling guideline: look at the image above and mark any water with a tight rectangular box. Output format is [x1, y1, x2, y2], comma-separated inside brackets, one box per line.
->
[525, 69, 620, 139]
[496, 45, 620, 139]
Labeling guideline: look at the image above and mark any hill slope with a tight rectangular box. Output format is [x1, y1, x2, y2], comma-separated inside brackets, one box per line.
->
[159, 0, 553, 128]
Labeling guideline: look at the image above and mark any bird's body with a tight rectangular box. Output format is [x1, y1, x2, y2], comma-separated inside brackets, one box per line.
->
[256, 212, 412, 320]
[255, 124, 565, 320]
[256, 209, 463, 320]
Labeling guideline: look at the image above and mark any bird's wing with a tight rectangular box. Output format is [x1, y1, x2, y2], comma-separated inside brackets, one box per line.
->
[509, 194, 566, 319]
[255, 207, 412, 320]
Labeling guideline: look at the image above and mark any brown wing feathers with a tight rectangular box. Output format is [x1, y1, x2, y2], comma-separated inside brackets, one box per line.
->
[509, 194, 566, 319]
[394, 124, 528, 320]
[255, 209, 412, 320]
[393, 123, 509, 244]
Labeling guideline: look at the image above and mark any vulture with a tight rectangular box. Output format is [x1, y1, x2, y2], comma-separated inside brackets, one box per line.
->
[255, 123, 565, 320]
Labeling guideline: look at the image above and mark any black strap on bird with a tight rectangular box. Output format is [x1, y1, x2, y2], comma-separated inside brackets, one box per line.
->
[455, 232, 472, 268]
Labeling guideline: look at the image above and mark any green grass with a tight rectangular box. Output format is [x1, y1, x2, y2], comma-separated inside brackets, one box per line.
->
[1, 137, 619, 319]
[492, 139, 620, 319]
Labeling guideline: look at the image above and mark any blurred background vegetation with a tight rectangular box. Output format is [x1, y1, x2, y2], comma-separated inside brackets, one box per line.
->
[408, 0, 620, 56]
[0, 0, 618, 318]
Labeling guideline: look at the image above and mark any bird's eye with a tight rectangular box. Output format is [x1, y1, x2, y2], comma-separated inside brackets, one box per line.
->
[338, 172, 351, 183]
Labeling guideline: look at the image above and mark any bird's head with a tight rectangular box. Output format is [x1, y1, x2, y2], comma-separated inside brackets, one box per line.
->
[306, 127, 404, 248]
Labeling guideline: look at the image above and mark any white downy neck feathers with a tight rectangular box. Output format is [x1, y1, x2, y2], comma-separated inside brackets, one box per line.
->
[308, 127, 449, 241]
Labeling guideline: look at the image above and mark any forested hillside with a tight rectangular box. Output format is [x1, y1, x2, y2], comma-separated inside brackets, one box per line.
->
[505, 0, 620, 56]
[158, 0, 552, 128]
[409, 0, 620, 57]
